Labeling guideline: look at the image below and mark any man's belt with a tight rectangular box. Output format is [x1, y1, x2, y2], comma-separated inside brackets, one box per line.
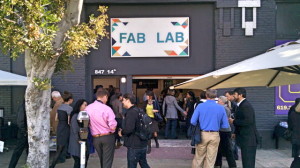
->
[92, 132, 113, 138]
[201, 130, 219, 132]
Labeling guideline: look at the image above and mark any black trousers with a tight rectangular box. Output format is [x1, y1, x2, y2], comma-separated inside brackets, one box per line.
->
[215, 132, 237, 168]
[127, 147, 150, 168]
[93, 134, 115, 168]
[8, 134, 28, 168]
[50, 145, 67, 168]
[240, 146, 257, 168]
[72, 154, 90, 168]
[115, 118, 123, 142]
[291, 157, 300, 168]
[291, 144, 300, 168]
[73, 156, 80, 168]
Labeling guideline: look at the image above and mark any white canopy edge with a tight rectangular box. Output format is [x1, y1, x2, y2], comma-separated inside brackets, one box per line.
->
[212, 40, 300, 76]
[0, 70, 27, 86]
[174, 40, 300, 89]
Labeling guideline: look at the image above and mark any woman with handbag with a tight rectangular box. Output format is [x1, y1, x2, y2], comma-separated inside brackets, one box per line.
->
[143, 90, 160, 154]
[163, 89, 186, 139]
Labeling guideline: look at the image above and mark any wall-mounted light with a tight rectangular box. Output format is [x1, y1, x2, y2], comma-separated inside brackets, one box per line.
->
[0, 108, 4, 118]
[121, 77, 126, 83]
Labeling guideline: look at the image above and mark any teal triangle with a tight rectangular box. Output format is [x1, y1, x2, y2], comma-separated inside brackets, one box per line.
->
[113, 23, 118, 26]
[182, 22, 188, 26]
[112, 48, 116, 55]
[123, 51, 131, 56]
[180, 51, 187, 56]
[112, 27, 115, 32]
[175, 22, 180, 26]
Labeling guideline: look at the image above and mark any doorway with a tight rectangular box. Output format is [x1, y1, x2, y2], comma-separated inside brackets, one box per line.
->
[93, 76, 121, 90]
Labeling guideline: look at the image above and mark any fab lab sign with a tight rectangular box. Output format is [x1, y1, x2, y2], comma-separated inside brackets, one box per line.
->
[111, 17, 189, 57]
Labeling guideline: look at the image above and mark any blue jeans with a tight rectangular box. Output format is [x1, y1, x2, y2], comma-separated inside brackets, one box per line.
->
[127, 147, 150, 168]
[165, 119, 177, 139]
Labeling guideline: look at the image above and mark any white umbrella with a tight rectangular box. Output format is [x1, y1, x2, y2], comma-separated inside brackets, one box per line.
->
[174, 40, 300, 90]
[0, 70, 27, 86]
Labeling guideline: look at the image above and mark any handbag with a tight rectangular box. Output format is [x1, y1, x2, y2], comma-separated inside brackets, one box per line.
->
[283, 129, 292, 141]
[189, 123, 201, 146]
[152, 100, 163, 122]
[154, 112, 163, 122]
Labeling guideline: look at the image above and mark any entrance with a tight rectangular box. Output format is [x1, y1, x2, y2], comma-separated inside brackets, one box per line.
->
[132, 75, 201, 139]
[132, 79, 186, 105]
[92, 76, 123, 100]
[93, 76, 121, 90]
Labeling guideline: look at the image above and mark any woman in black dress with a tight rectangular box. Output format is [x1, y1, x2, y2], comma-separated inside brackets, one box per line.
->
[68, 99, 89, 168]
[50, 91, 73, 168]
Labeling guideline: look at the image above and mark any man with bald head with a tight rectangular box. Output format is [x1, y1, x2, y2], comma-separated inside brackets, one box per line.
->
[50, 91, 63, 135]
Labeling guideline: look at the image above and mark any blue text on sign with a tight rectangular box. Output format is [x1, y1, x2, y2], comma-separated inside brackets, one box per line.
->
[120, 33, 145, 43]
[119, 32, 184, 43]
[157, 32, 184, 43]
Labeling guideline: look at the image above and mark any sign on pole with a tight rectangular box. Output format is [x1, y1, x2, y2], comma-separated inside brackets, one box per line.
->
[111, 17, 189, 57]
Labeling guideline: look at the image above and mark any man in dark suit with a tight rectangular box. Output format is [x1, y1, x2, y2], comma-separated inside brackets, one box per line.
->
[8, 101, 28, 168]
[229, 88, 258, 168]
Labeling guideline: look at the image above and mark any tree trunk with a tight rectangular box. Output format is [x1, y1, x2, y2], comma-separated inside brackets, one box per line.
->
[25, 50, 57, 168]
[24, 1, 84, 167]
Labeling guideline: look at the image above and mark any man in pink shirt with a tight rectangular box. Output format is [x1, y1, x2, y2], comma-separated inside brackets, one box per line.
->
[86, 90, 117, 168]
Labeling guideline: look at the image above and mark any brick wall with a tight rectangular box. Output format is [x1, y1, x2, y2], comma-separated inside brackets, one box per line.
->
[0, 49, 11, 71]
[215, 0, 276, 69]
[0, 50, 14, 123]
[52, 56, 87, 103]
[0, 87, 13, 121]
[215, 0, 289, 148]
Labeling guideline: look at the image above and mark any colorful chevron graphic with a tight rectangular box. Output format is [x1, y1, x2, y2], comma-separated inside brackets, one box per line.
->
[171, 18, 189, 29]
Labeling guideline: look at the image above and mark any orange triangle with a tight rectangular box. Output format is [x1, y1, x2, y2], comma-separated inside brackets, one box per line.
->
[169, 51, 177, 56]
[182, 25, 188, 29]
[165, 50, 177, 56]
[112, 46, 121, 51]
[112, 19, 121, 23]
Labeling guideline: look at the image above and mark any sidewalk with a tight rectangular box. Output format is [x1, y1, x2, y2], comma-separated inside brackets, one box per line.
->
[0, 140, 294, 168]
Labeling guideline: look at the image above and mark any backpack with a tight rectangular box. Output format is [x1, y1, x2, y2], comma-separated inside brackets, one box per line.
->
[135, 108, 153, 141]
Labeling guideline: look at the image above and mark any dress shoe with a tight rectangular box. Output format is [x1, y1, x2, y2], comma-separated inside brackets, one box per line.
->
[117, 142, 122, 147]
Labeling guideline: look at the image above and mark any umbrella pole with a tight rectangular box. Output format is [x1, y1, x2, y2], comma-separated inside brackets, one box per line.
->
[267, 70, 280, 87]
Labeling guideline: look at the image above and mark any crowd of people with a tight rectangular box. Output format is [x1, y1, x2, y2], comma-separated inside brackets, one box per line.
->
[7, 85, 300, 168]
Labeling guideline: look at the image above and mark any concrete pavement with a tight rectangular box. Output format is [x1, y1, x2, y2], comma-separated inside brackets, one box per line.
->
[0, 140, 294, 168]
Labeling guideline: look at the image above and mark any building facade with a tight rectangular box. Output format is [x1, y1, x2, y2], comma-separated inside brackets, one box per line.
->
[1, 0, 300, 148]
